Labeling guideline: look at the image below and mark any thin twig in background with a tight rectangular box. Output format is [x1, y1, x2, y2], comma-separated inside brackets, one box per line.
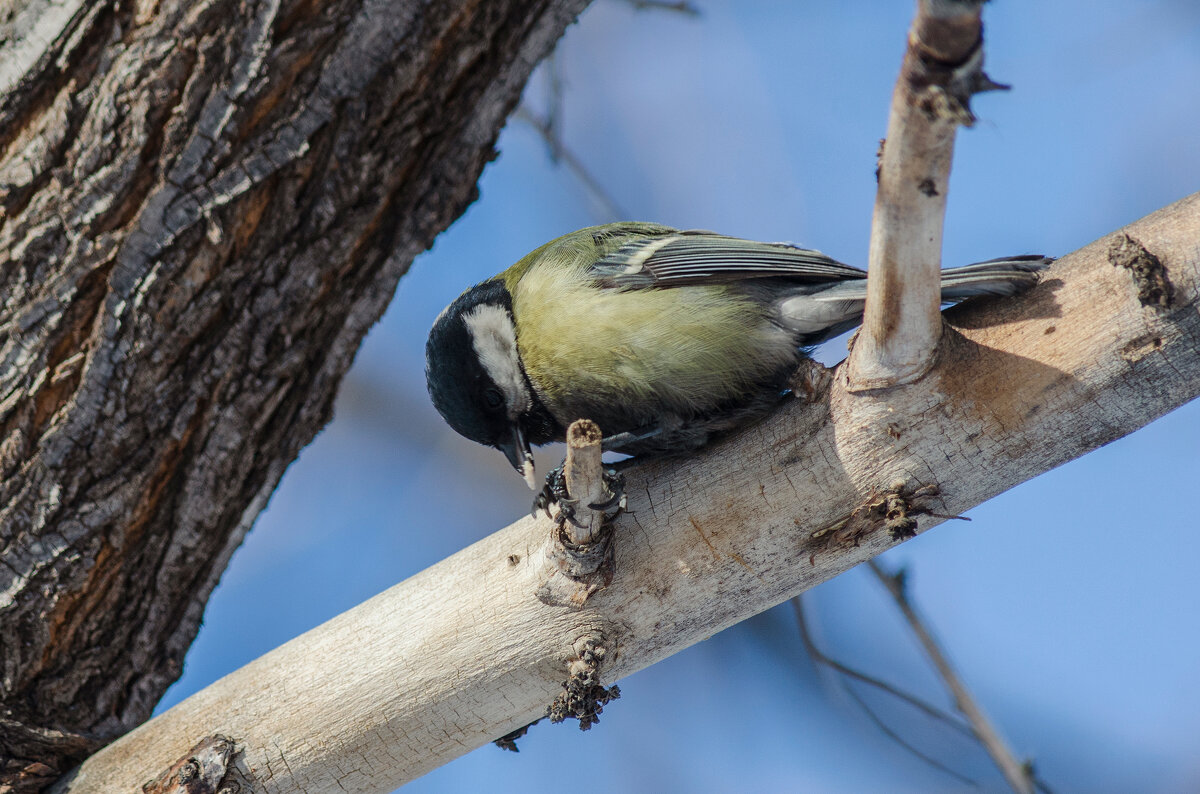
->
[620, 0, 701, 16]
[791, 597, 975, 739]
[544, 53, 564, 163]
[519, 50, 617, 213]
[516, 4, 701, 220]
[840, 681, 980, 789]
[867, 560, 1044, 794]
[514, 105, 631, 221]
[793, 595, 987, 787]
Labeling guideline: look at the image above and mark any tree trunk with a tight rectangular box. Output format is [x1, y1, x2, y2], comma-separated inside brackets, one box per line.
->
[0, 0, 588, 789]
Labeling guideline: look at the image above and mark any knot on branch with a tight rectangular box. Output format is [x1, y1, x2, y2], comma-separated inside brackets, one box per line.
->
[913, 83, 977, 127]
[881, 488, 920, 540]
[547, 637, 620, 731]
[142, 734, 243, 794]
[493, 722, 535, 753]
[910, 46, 1007, 128]
[551, 520, 615, 576]
[811, 480, 950, 547]
[907, 8, 1008, 129]
[788, 357, 833, 404]
[1109, 232, 1175, 308]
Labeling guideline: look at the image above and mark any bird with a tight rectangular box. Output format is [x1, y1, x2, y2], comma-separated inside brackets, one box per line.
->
[425, 222, 1047, 490]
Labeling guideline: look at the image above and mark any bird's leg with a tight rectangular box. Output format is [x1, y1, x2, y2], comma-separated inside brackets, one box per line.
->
[532, 464, 626, 527]
[532, 464, 578, 524]
[600, 426, 662, 452]
[587, 469, 626, 515]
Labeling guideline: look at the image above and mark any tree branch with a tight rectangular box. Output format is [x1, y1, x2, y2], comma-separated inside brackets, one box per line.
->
[848, 0, 1001, 388]
[868, 561, 1035, 794]
[790, 597, 975, 741]
[62, 193, 1200, 791]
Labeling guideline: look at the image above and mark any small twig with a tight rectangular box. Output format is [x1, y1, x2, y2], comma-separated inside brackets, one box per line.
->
[791, 597, 975, 740]
[562, 419, 608, 545]
[848, 0, 1000, 389]
[561, 419, 609, 544]
[620, 0, 701, 15]
[868, 560, 1037, 794]
[841, 684, 980, 789]
[514, 106, 630, 220]
[535, 420, 617, 607]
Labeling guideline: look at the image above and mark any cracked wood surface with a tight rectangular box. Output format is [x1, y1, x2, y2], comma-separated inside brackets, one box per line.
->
[63, 195, 1200, 792]
[0, 0, 589, 789]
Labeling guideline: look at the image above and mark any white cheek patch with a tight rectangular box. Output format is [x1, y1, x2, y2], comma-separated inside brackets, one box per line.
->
[463, 304, 531, 418]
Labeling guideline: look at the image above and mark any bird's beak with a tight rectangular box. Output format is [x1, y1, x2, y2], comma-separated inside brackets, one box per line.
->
[498, 423, 537, 490]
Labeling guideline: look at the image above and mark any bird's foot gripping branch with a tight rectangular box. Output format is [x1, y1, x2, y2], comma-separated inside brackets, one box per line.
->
[535, 420, 624, 608]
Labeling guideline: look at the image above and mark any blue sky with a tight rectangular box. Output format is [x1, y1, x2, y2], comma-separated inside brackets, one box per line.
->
[159, 2, 1200, 791]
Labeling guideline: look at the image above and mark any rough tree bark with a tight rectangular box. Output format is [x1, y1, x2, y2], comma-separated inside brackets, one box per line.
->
[0, 0, 589, 790]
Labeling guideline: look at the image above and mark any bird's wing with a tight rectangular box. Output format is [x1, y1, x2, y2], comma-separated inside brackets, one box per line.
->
[589, 230, 866, 290]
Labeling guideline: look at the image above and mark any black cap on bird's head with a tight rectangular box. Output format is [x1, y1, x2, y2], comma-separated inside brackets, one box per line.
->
[426, 279, 545, 489]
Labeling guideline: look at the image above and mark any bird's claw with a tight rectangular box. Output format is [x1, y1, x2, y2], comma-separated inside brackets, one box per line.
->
[589, 471, 627, 516]
[563, 506, 588, 529]
[530, 465, 627, 527]
[531, 465, 570, 520]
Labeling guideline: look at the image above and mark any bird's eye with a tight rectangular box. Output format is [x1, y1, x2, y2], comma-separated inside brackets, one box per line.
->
[483, 387, 504, 410]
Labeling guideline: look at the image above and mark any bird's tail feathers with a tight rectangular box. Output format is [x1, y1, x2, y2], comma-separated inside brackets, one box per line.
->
[937, 255, 1051, 300]
[810, 255, 1051, 302]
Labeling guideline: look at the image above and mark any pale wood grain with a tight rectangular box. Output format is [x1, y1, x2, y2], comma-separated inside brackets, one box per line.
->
[850, 0, 990, 388]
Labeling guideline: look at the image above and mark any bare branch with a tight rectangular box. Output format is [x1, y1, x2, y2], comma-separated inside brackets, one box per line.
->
[848, 0, 1002, 388]
[515, 105, 631, 219]
[841, 680, 980, 788]
[869, 561, 1036, 794]
[790, 597, 975, 738]
[620, 0, 701, 16]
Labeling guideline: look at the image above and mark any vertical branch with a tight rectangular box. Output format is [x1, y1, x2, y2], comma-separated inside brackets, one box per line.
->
[869, 562, 1037, 794]
[562, 419, 609, 545]
[535, 420, 616, 607]
[848, 0, 1002, 389]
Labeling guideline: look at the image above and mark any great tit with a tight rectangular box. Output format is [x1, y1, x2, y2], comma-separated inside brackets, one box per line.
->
[425, 222, 1046, 488]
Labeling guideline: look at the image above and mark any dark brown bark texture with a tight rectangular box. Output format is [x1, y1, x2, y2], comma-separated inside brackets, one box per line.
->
[0, 0, 589, 789]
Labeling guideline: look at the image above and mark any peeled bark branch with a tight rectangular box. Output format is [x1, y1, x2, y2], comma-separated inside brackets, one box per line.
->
[849, 0, 998, 388]
[535, 419, 618, 607]
[0, 0, 588, 788]
[562, 419, 610, 545]
[63, 194, 1200, 791]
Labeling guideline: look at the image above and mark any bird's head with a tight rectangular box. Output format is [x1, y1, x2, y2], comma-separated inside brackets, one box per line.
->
[425, 279, 541, 489]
